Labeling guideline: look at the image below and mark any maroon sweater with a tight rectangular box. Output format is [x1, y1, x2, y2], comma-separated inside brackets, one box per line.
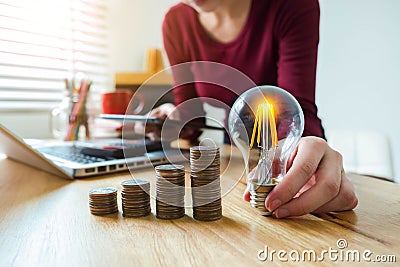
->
[162, 0, 325, 138]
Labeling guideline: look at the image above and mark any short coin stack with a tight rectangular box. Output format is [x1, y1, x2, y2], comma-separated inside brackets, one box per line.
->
[249, 184, 276, 216]
[121, 180, 151, 217]
[155, 164, 185, 220]
[190, 146, 222, 221]
[89, 187, 118, 215]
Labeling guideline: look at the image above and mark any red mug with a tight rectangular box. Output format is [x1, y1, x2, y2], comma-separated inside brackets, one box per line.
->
[101, 90, 144, 115]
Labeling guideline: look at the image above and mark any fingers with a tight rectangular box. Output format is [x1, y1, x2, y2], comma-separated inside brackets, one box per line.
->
[148, 109, 163, 118]
[285, 145, 298, 171]
[166, 104, 181, 120]
[265, 137, 327, 212]
[242, 167, 256, 202]
[148, 105, 167, 118]
[312, 174, 358, 214]
[133, 104, 179, 140]
[243, 189, 250, 202]
[149, 103, 179, 119]
[271, 146, 343, 218]
[259, 137, 358, 219]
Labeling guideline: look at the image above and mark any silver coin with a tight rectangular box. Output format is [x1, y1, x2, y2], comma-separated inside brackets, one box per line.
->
[89, 187, 117, 196]
[155, 164, 185, 171]
[121, 179, 150, 186]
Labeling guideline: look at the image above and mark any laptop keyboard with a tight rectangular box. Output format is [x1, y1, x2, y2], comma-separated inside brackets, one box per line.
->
[38, 146, 106, 164]
[37, 140, 165, 164]
[80, 140, 164, 159]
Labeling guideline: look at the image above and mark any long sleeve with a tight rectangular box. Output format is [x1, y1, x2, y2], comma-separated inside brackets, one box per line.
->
[161, 0, 325, 139]
[275, 0, 324, 137]
[162, 12, 206, 142]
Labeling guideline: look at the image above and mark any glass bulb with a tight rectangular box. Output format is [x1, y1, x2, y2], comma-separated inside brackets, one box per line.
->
[228, 86, 304, 215]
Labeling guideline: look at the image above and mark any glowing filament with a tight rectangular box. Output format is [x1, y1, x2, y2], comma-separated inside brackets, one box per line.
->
[250, 101, 278, 148]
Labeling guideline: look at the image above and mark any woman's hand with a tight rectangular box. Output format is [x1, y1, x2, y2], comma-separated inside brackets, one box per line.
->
[133, 103, 194, 141]
[243, 136, 358, 218]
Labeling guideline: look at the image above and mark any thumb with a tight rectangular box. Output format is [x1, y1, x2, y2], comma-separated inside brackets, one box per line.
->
[243, 188, 250, 202]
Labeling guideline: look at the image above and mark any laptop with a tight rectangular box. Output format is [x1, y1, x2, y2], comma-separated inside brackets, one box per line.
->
[0, 123, 188, 179]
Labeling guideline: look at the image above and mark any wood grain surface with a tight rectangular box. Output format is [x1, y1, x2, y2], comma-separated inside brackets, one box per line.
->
[0, 147, 399, 267]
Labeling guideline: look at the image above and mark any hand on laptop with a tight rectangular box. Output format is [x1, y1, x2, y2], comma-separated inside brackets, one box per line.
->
[133, 103, 194, 141]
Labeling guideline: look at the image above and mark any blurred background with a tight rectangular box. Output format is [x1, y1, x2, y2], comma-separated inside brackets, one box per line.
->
[0, 0, 399, 182]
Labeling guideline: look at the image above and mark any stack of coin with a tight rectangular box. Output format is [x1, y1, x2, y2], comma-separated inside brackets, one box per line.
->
[121, 180, 151, 217]
[89, 187, 118, 215]
[190, 146, 222, 221]
[155, 164, 185, 220]
[249, 184, 276, 216]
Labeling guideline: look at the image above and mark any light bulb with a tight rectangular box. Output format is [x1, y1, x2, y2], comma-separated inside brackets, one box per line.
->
[228, 86, 304, 215]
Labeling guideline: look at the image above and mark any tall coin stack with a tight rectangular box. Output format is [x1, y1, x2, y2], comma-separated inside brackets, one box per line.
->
[89, 187, 118, 215]
[190, 146, 222, 221]
[155, 164, 185, 220]
[121, 180, 151, 217]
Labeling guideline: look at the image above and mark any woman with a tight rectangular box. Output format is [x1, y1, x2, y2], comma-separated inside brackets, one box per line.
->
[138, 0, 358, 218]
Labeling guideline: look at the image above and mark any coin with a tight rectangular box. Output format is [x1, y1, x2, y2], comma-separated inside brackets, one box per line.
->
[249, 184, 276, 193]
[190, 146, 222, 221]
[121, 179, 149, 186]
[156, 164, 185, 171]
[88, 187, 118, 216]
[121, 179, 151, 218]
[248, 183, 276, 216]
[155, 164, 186, 220]
[89, 187, 117, 195]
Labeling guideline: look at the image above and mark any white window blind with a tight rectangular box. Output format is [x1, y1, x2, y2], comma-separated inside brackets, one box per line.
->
[0, 0, 111, 110]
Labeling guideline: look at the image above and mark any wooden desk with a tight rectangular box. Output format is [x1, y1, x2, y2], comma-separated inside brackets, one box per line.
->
[0, 148, 399, 266]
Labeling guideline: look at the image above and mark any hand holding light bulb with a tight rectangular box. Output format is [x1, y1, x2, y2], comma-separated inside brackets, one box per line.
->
[273, 137, 357, 217]
[243, 136, 358, 218]
[229, 86, 358, 218]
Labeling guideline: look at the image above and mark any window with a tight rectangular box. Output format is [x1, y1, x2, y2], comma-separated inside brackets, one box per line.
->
[0, 0, 111, 111]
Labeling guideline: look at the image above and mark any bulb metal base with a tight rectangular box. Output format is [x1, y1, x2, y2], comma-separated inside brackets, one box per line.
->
[249, 184, 276, 216]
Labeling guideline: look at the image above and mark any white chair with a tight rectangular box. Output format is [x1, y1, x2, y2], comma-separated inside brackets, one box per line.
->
[327, 130, 394, 181]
